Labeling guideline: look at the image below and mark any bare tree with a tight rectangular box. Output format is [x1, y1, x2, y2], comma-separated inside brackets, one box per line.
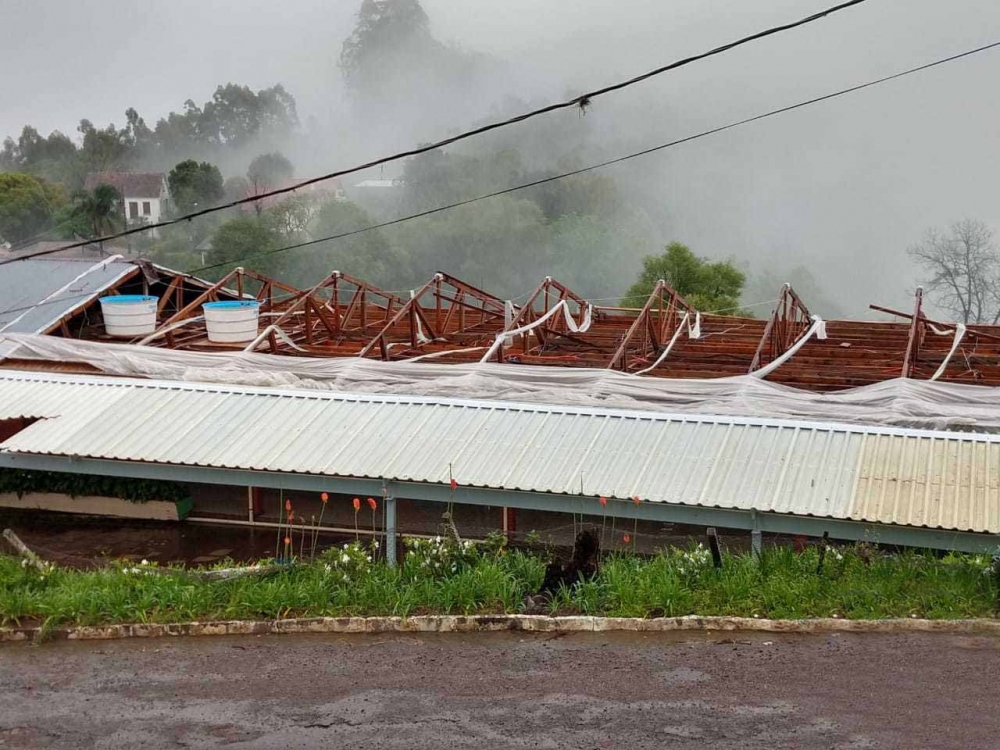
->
[908, 219, 1000, 324]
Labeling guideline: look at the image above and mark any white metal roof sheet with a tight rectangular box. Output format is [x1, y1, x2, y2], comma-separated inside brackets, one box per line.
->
[0, 258, 137, 334]
[1, 370, 999, 534]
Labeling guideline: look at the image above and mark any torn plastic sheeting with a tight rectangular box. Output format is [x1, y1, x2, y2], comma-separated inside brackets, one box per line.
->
[749, 316, 827, 379]
[633, 312, 695, 376]
[4, 333, 1000, 433]
[930, 324, 967, 382]
[480, 300, 592, 363]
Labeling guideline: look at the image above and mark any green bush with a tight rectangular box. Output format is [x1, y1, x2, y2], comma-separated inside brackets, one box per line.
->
[0, 469, 191, 504]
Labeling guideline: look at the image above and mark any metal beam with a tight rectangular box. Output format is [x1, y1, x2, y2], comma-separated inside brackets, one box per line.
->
[2, 453, 998, 554]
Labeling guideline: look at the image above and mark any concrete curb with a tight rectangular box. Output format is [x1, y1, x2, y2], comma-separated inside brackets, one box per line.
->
[3, 615, 1000, 642]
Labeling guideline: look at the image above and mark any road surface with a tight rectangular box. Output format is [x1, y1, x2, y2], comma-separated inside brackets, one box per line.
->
[1, 631, 998, 748]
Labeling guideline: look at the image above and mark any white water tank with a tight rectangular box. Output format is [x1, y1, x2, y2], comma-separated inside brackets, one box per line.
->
[203, 300, 260, 343]
[99, 295, 159, 337]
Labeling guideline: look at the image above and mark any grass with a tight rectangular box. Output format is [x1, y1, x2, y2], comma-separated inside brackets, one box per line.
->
[0, 540, 997, 628]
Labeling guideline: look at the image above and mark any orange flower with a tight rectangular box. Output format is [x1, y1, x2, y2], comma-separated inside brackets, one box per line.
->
[320, 492, 329, 502]
[352, 497, 361, 512]
[623, 533, 631, 544]
[633, 495, 641, 505]
[450, 478, 458, 490]
[599, 496, 608, 507]
[285, 499, 292, 512]
[283, 536, 291, 545]
[367, 497, 377, 511]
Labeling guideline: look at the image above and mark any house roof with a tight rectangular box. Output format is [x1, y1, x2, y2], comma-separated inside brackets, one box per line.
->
[1, 369, 999, 548]
[84, 172, 165, 199]
[240, 178, 343, 211]
[0, 258, 138, 335]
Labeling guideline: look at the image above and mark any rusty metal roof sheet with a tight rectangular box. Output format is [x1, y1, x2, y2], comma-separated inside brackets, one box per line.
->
[1, 370, 998, 534]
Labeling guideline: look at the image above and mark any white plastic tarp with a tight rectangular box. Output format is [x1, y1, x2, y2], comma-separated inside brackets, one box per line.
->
[2, 332, 1000, 432]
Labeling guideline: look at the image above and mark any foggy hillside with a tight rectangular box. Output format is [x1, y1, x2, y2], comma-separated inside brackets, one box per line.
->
[3, 0, 1000, 318]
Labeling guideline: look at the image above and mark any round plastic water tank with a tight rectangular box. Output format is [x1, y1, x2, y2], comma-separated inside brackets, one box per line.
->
[99, 295, 159, 337]
[203, 300, 260, 343]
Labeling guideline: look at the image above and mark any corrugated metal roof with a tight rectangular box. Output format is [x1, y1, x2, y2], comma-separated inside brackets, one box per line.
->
[1, 370, 999, 534]
[0, 258, 136, 334]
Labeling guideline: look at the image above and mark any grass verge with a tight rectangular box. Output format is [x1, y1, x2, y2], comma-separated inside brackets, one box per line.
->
[1, 539, 997, 628]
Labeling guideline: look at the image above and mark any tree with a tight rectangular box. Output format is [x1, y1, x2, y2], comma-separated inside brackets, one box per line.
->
[72, 183, 124, 237]
[623, 242, 746, 314]
[167, 159, 224, 215]
[205, 216, 283, 280]
[385, 195, 548, 297]
[909, 219, 1000, 324]
[247, 152, 294, 187]
[340, 0, 436, 93]
[293, 200, 403, 288]
[197, 84, 298, 149]
[270, 195, 316, 238]
[338, 1, 489, 146]
[1, 126, 80, 188]
[0, 173, 66, 244]
[77, 119, 130, 173]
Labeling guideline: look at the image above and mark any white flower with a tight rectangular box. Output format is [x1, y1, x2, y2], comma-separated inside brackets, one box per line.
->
[341, 553, 350, 564]
[343, 543, 349, 550]
[434, 562, 440, 568]
[365, 555, 372, 563]
[435, 536, 441, 544]
[324, 564, 332, 572]
[20, 559, 28, 568]
[373, 541, 380, 549]
[141, 559, 149, 566]
[343, 573, 349, 582]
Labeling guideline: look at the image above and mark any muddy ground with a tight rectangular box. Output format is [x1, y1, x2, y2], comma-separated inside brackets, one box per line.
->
[1, 631, 998, 749]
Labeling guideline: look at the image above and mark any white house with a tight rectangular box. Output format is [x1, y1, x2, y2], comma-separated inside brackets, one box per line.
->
[84, 172, 170, 235]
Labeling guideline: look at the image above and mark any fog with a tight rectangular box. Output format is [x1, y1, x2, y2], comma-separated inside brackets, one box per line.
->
[3, 0, 1000, 317]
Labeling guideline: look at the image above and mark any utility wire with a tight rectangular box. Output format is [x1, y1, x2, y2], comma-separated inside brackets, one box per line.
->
[186, 40, 1000, 275]
[0, 0, 869, 266]
[3, 39, 998, 320]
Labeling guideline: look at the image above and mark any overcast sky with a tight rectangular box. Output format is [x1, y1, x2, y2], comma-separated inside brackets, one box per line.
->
[2, 0, 999, 314]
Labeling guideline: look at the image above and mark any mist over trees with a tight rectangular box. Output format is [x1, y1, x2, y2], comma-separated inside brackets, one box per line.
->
[0, 0, 973, 320]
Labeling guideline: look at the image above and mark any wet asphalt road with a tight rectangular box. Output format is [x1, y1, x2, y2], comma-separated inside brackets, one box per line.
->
[1, 631, 998, 749]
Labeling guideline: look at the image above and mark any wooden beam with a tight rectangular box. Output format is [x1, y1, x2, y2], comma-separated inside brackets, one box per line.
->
[902, 287, 924, 379]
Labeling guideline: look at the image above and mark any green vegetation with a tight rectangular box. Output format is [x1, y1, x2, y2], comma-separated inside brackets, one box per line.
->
[623, 241, 747, 313]
[0, 172, 65, 244]
[1, 540, 995, 628]
[0, 468, 191, 504]
[167, 159, 224, 215]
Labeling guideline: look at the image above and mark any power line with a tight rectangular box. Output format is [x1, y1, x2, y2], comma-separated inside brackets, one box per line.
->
[0, 0, 869, 266]
[4, 39, 998, 322]
[186, 40, 1000, 275]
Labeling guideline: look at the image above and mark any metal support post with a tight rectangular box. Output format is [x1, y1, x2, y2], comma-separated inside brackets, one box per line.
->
[385, 494, 397, 568]
[750, 510, 762, 556]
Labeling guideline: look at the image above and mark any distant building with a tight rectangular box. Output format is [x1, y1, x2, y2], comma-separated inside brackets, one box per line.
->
[84, 172, 170, 233]
[353, 179, 401, 189]
[241, 178, 345, 213]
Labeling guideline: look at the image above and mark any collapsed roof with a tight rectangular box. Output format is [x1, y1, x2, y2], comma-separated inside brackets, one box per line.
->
[2, 263, 999, 394]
